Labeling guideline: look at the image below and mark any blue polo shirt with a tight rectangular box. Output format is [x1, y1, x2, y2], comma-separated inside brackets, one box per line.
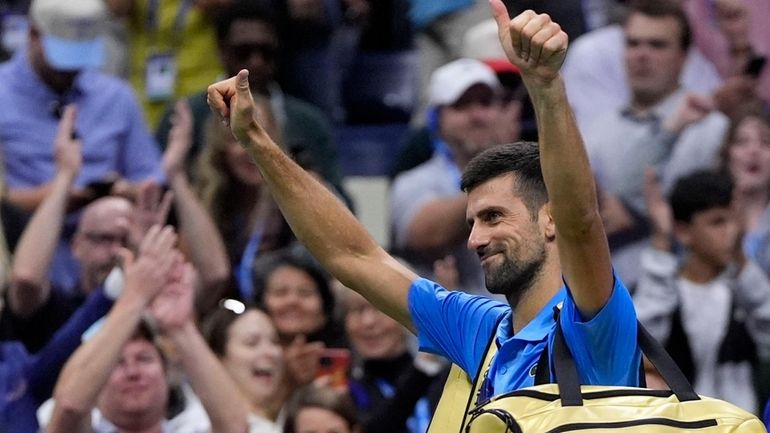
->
[0, 51, 163, 190]
[408, 275, 640, 396]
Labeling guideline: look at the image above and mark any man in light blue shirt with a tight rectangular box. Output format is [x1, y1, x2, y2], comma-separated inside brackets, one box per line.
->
[0, 0, 163, 290]
[207, 0, 641, 422]
[0, 0, 162, 213]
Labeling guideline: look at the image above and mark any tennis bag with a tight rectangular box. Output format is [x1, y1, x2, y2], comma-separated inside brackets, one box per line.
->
[427, 315, 766, 433]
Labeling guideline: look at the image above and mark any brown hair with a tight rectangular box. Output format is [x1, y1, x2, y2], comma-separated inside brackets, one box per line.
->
[283, 385, 360, 433]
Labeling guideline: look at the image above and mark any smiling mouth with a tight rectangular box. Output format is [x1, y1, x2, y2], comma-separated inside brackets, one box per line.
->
[251, 367, 275, 379]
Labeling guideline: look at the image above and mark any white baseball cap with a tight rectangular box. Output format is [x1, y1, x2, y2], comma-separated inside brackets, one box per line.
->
[29, 0, 107, 70]
[427, 58, 501, 107]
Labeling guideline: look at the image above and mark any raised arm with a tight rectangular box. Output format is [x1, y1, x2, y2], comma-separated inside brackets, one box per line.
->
[48, 226, 178, 433]
[491, 1, 612, 316]
[150, 263, 249, 433]
[162, 100, 230, 313]
[207, 72, 417, 330]
[9, 105, 81, 317]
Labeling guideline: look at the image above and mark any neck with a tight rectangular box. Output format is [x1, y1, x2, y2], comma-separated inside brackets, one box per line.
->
[679, 255, 724, 284]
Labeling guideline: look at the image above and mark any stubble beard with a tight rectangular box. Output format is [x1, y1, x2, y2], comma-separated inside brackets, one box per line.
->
[485, 245, 547, 308]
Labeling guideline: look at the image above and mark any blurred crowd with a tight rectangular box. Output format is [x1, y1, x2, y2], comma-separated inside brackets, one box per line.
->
[0, 0, 768, 432]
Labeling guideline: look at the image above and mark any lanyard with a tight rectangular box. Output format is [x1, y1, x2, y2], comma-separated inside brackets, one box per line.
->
[236, 227, 263, 300]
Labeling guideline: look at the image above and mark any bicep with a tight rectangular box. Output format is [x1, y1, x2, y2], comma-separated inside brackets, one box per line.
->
[557, 214, 614, 318]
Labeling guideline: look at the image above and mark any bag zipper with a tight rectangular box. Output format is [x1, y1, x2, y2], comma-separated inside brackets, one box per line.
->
[544, 418, 718, 432]
[465, 408, 524, 433]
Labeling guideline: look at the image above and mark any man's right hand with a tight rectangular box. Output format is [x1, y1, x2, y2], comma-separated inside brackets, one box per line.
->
[207, 69, 268, 146]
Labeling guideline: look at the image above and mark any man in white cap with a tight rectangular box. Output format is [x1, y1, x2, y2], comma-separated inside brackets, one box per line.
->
[0, 0, 162, 211]
[389, 58, 505, 295]
[0, 0, 163, 290]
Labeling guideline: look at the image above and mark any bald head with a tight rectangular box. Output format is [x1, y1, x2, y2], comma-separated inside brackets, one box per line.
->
[73, 196, 133, 293]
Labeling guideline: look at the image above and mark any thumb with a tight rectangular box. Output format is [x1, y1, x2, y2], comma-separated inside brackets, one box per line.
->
[236, 69, 251, 97]
[57, 105, 77, 138]
[489, 0, 511, 36]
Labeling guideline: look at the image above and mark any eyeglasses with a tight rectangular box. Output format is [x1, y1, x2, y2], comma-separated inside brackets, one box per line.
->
[81, 231, 127, 247]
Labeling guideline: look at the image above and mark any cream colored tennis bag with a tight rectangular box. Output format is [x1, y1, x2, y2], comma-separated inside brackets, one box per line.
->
[427, 314, 766, 433]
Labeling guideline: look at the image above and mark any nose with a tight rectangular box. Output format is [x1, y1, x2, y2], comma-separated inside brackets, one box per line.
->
[467, 224, 488, 254]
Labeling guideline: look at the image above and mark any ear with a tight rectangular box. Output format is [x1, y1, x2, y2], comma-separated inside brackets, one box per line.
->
[71, 232, 85, 260]
[673, 221, 691, 247]
[540, 203, 556, 241]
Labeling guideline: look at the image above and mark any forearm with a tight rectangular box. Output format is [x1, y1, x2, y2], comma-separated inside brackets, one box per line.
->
[169, 174, 230, 301]
[51, 294, 148, 419]
[242, 126, 414, 326]
[406, 196, 468, 252]
[9, 172, 74, 316]
[167, 323, 249, 433]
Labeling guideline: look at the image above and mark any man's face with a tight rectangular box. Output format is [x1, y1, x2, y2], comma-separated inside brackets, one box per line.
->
[220, 19, 278, 94]
[98, 339, 168, 426]
[72, 198, 131, 290]
[465, 174, 549, 305]
[624, 13, 687, 106]
[439, 84, 503, 161]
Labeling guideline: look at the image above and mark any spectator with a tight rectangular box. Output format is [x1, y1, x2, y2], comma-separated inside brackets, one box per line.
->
[283, 385, 361, 433]
[719, 109, 770, 273]
[0, 0, 163, 214]
[46, 227, 250, 433]
[343, 288, 444, 433]
[193, 112, 295, 298]
[5, 102, 230, 352]
[202, 300, 284, 430]
[390, 58, 505, 295]
[0, 275, 114, 433]
[686, 0, 770, 108]
[562, 0, 722, 132]
[3, 106, 132, 352]
[634, 169, 770, 413]
[105, 0, 227, 128]
[408, 0, 493, 121]
[581, 0, 729, 287]
[252, 248, 348, 409]
[0, 0, 164, 291]
[156, 1, 346, 201]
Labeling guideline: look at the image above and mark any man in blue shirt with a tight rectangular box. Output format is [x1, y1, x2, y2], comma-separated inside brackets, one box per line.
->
[207, 0, 640, 408]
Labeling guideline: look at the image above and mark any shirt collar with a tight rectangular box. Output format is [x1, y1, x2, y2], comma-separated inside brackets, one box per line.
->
[496, 287, 567, 344]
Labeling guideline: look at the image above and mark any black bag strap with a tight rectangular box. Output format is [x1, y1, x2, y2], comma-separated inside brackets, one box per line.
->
[551, 314, 700, 405]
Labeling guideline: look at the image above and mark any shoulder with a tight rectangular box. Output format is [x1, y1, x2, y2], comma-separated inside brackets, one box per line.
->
[78, 71, 139, 101]
[284, 95, 331, 126]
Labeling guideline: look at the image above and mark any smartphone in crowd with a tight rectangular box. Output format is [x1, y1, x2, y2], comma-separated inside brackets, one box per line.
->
[316, 348, 351, 391]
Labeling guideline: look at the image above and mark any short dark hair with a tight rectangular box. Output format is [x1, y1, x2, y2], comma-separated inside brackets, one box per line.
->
[624, 0, 692, 50]
[283, 385, 359, 433]
[669, 170, 733, 223]
[460, 141, 549, 216]
[252, 247, 335, 319]
[214, 0, 277, 45]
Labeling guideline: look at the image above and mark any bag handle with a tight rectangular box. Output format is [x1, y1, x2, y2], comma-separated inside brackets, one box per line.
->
[551, 315, 700, 406]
